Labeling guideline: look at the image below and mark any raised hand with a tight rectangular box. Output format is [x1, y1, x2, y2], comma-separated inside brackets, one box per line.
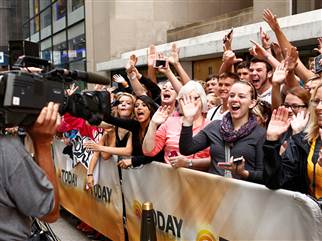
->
[222, 50, 243, 65]
[126, 54, 138, 73]
[113, 74, 127, 84]
[284, 46, 299, 72]
[65, 83, 79, 96]
[167, 43, 180, 65]
[272, 62, 286, 85]
[263, 9, 280, 32]
[266, 107, 291, 141]
[259, 26, 271, 50]
[271, 42, 284, 61]
[147, 45, 157, 67]
[84, 141, 102, 152]
[179, 93, 201, 123]
[290, 111, 309, 135]
[151, 105, 171, 125]
[249, 40, 269, 60]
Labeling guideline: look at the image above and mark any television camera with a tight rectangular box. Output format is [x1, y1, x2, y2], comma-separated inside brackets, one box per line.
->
[0, 56, 111, 128]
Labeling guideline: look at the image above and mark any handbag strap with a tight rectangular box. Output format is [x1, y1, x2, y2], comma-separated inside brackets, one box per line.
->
[224, 142, 232, 178]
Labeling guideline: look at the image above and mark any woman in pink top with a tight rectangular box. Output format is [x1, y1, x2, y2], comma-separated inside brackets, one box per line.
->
[143, 81, 210, 170]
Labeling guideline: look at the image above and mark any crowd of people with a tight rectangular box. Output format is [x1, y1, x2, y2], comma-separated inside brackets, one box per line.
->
[1, 8, 322, 241]
[72, 9, 322, 202]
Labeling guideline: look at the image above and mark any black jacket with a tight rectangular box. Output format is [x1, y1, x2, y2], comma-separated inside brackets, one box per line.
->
[263, 132, 310, 194]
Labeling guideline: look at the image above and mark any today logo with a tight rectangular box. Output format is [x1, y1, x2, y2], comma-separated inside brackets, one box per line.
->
[196, 229, 217, 241]
[133, 200, 142, 219]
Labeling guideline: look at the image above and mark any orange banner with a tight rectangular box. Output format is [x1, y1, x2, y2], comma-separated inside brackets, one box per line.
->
[53, 139, 125, 241]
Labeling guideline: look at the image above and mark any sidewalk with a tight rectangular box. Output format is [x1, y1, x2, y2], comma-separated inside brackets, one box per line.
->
[49, 209, 104, 241]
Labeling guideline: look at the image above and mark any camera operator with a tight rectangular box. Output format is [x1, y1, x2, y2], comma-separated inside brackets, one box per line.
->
[0, 102, 61, 240]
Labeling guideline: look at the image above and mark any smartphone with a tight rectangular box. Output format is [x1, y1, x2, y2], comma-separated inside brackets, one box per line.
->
[169, 151, 178, 157]
[233, 157, 243, 165]
[153, 59, 168, 69]
[223, 28, 233, 43]
[227, 28, 233, 39]
[314, 54, 322, 74]
[217, 162, 232, 167]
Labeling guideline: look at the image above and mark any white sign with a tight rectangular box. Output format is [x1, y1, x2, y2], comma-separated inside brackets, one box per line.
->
[0, 52, 4, 64]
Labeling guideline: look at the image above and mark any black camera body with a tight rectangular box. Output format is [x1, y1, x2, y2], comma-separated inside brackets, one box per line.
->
[0, 71, 64, 127]
[0, 56, 111, 128]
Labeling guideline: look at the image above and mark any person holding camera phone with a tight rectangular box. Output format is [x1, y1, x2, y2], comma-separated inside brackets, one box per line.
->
[0, 102, 61, 240]
[179, 80, 266, 183]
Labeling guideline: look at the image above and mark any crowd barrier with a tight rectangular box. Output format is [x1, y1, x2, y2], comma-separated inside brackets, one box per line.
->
[53, 139, 322, 241]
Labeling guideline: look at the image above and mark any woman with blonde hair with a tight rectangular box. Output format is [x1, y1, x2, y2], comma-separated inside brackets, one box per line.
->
[264, 82, 322, 201]
[143, 81, 210, 170]
[84, 92, 136, 188]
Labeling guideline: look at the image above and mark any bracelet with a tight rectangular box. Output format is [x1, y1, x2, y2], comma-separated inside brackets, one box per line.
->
[264, 46, 271, 50]
[87, 173, 93, 176]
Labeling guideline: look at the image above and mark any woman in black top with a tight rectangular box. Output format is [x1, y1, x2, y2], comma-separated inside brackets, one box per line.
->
[103, 95, 163, 168]
[179, 80, 266, 183]
[85, 92, 136, 188]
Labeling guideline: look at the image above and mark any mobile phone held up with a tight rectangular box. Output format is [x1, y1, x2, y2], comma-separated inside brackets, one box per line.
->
[223, 28, 233, 43]
[168, 151, 178, 157]
[153, 59, 168, 69]
[314, 54, 322, 74]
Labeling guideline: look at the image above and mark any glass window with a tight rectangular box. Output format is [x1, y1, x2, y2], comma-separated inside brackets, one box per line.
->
[41, 38, 52, 62]
[23, 23, 30, 39]
[40, 0, 51, 11]
[40, 7, 52, 29]
[40, 7, 52, 39]
[67, 22, 85, 62]
[71, 0, 84, 11]
[30, 16, 40, 35]
[53, 0, 67, 21]
[69, 59, 86, 71]
[53, 31, 68, 66]
[29, 0, 35, 18]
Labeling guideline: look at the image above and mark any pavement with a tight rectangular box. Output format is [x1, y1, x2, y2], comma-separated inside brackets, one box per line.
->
[49, 208, 111, 241]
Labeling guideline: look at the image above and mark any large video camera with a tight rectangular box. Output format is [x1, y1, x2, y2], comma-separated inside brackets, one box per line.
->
[0, 56, 111, 128]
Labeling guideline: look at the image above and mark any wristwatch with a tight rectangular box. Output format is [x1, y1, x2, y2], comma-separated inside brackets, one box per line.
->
[188, 159, 193, 168]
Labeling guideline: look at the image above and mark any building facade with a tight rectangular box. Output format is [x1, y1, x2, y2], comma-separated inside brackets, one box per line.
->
[0, 0, 28, 68]
[92, 0, 321, 81]
[22, 0, 322, 82]
[23, 0, 86, 71]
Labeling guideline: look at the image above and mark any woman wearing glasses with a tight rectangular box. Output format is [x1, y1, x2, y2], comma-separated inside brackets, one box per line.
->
[264, 82, 322, 201]
[278, 87, 311, 154]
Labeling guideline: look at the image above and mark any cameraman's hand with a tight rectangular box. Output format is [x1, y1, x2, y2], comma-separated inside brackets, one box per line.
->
[28, 102, 61, 145]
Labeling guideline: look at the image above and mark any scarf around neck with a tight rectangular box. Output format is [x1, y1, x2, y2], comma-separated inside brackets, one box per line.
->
[220, 113, 257, 143]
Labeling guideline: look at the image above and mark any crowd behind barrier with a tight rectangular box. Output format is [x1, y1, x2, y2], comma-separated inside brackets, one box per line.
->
[1, 8, 322, 241]
[53, 139, 322, 241]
